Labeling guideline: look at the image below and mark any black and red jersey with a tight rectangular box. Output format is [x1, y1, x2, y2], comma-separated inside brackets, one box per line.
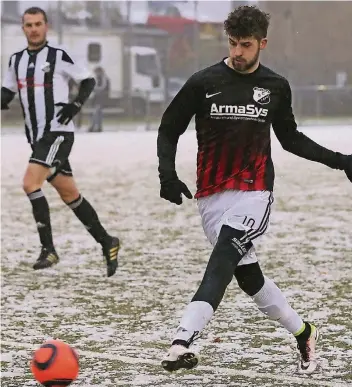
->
[157, 59, 344, 198]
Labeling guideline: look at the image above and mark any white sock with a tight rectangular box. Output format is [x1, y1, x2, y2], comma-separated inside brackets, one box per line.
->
[174, 301, 214, 343]
[252, 276, 304, 334]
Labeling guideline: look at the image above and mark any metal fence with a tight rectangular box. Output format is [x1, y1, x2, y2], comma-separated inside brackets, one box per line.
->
[292, 86, 352, 122]
[2, 85, 352, 131]
[79, 85, 352, 121]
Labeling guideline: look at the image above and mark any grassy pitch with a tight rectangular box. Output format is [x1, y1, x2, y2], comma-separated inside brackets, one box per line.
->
[1, 126, 351, 386]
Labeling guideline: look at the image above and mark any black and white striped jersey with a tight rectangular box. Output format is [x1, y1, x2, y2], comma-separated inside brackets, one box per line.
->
[2, 42, 92, 144]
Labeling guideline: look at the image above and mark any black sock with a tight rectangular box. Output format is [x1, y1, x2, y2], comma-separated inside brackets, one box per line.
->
[296, 322, 312, 341]
[67, 195, 110, 244]
[172, 331, 199, 348]
[172, 339, 189, 348]
[27, 189, 54, 249]
[192, 225, 249, 311]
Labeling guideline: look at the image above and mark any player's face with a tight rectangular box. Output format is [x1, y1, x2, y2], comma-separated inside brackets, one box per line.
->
[22, 13, 48, 48]
[228, 36, 267, 73]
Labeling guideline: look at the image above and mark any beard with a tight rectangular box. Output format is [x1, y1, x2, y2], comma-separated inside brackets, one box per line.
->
[28, 37, 46, 48]
[231, 47, 260, 73]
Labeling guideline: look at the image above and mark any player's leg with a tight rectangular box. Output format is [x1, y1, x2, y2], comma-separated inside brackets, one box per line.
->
[162, 191, 253, 372]
[230, 190, 319, 374]
[23, 165, 52, 255]
[49, 167, 120, 277]
[97, 104, 103, 132]
[162, 224, 251, 372]
[88, 104, 98, 132]
[234, 261, 319, 374]
[24, 134, 70, 269]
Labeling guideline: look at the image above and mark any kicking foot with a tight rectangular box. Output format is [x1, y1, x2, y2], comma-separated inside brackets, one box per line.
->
[102, 236, 120, 277]
[296, 322, 320, 374]
[161, 344, 198, 372]
[33, 247, 59, 270]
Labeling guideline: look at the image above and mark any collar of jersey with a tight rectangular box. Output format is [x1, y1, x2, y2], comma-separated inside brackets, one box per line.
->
[27, 41, 48, 55]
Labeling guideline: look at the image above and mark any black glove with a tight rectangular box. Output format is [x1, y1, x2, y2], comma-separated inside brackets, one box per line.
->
[55, 102, 82, 125]
[160, 173, 193, 205]
[343, 155, 352, 182]
[1, 87, 15, 110]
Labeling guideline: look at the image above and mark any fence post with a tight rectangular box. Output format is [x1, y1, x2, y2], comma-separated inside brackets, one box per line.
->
[145, 91, 151, 131]
[316, 85, 325, 118]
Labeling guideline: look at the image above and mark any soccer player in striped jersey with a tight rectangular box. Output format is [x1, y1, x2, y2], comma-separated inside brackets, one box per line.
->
[1, 7, 120, 277]
[157, 5, 352, 374]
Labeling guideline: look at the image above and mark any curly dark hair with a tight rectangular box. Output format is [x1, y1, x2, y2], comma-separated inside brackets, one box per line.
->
[224, 5, 270, 40]
[22, 7, 48, 24]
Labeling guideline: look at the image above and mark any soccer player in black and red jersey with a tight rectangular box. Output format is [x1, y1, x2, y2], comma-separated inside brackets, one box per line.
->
[157, 5, 352, 374]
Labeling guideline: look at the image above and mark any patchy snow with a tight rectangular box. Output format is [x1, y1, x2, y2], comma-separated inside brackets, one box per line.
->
[1, 125, 351, 386]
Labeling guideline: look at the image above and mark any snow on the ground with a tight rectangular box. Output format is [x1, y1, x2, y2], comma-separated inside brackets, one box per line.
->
[1, 126, 351, 386]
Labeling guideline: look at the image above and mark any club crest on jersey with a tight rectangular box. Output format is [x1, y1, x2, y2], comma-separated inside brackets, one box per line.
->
[41, 62, 51, 73]
[253, 87, 270, 105]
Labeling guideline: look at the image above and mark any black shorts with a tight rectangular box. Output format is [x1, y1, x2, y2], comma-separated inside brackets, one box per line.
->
[29, 132, 74, 182]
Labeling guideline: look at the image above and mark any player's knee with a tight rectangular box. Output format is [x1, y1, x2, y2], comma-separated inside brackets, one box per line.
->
[51, 176, 79, 203]
[22, 180, 31, 194]
[22, 176, 41, 194]
[234, 262, 265, 296]
[60, 188, 80, 204]
[23, 164, 49, 193]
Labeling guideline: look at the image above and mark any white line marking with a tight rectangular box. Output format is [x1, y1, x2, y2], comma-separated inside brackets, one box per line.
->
[2, 341, 349, 387]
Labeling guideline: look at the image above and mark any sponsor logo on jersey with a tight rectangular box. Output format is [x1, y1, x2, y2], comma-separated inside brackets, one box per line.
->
[253, 87, 270, 104]
[17, 77, 52, 89]
[210, 103, 268, 122]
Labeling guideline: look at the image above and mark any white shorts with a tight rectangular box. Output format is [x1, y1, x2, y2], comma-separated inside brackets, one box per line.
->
[197, 190, 274, 266]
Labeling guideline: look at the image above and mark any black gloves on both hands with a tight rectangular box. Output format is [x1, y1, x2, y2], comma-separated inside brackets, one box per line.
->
[55, 102, 82, 125]
[159, 172, 193, 205]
